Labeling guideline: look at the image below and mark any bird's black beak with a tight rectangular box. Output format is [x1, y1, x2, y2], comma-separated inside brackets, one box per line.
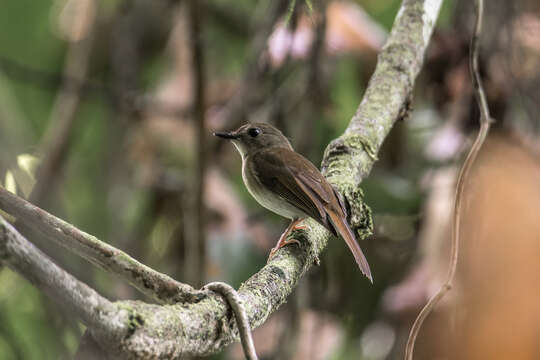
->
[213, 131, 238, 139]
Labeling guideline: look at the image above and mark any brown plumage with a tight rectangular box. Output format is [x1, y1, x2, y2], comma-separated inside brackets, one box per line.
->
[214, 123, 372, 282]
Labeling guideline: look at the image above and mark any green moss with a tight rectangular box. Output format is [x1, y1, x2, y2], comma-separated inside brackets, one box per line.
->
[360, 140, 378, 163]
[348, 189, 374, 241]
[116, 303, 145, 339]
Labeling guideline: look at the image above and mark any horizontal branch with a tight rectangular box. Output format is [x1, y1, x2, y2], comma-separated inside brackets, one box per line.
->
[0, 187, 204, 304]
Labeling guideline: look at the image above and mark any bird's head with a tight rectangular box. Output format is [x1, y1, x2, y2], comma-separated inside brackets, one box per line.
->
[214, 122, 293, 158]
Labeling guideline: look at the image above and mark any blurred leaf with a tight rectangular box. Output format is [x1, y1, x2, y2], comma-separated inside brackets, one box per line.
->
[16, 154, 39, 179]
[4, 171, 16, 194]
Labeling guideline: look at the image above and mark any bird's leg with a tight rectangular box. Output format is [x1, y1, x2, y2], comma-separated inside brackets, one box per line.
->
[269, 219, 304, 259]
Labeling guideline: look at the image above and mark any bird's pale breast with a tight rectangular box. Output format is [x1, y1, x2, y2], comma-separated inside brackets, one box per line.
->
[242, 157, 305, 220]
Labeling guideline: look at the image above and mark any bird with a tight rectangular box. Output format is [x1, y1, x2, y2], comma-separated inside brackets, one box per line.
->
[214, 122, 372, 282]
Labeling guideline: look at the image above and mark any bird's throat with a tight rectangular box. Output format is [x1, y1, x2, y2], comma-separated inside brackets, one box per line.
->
[232, 140, 248, 160]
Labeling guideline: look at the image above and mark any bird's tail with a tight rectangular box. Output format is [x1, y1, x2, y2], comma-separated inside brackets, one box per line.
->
[327, 209, 373, 282]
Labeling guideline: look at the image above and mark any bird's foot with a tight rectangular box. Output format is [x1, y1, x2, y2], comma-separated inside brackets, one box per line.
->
[268, 220, 304, 260]
[268, 238, 301, 259]
[291, 223, 307, 231]
[268, 219, 307, 261]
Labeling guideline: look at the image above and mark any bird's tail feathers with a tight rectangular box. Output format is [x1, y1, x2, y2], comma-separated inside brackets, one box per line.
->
[327, 209, 373, 283]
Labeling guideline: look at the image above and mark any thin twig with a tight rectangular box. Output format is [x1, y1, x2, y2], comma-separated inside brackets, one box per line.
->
[0, 187, 204, 304]
[469, 0, 491, 123]
[204, 282, 258, 360]
[405, 0, 492, 358]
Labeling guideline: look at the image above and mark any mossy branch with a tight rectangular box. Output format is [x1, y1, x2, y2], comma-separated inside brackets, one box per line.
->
[322, 0, 442, 229]
[0, 187, 204, 304]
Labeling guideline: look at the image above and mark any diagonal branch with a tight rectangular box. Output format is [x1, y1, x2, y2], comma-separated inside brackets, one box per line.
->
[0, 187, 204, 304]
[322, 0, 442, 187]
[0, 215, 125, 334]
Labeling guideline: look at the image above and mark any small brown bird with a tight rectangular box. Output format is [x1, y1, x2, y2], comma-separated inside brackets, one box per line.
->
[214, 123, 372, 282]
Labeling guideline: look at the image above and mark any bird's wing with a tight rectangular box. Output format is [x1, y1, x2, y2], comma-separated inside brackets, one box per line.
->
[251, 148, 330, 227]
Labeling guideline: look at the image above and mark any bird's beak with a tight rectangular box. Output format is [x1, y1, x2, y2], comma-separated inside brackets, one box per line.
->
[213, 131, 238, 139]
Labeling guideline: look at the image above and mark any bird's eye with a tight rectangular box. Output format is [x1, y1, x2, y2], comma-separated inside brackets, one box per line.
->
[248, 128, 260, 138]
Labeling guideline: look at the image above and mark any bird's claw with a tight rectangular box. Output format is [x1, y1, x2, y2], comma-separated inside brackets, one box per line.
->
[291, 223, 307, 231]
[268, 238, 301, 260]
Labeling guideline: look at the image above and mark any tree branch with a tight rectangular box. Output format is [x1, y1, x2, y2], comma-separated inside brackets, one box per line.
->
[322, 0, 442, 187]
[0, 215, 125, 335]
[0, 0, 442, 357]
[0, 187, 204, 304]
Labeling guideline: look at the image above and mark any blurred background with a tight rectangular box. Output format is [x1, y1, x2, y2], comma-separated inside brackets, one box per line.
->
[1, 0, 540, 359]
